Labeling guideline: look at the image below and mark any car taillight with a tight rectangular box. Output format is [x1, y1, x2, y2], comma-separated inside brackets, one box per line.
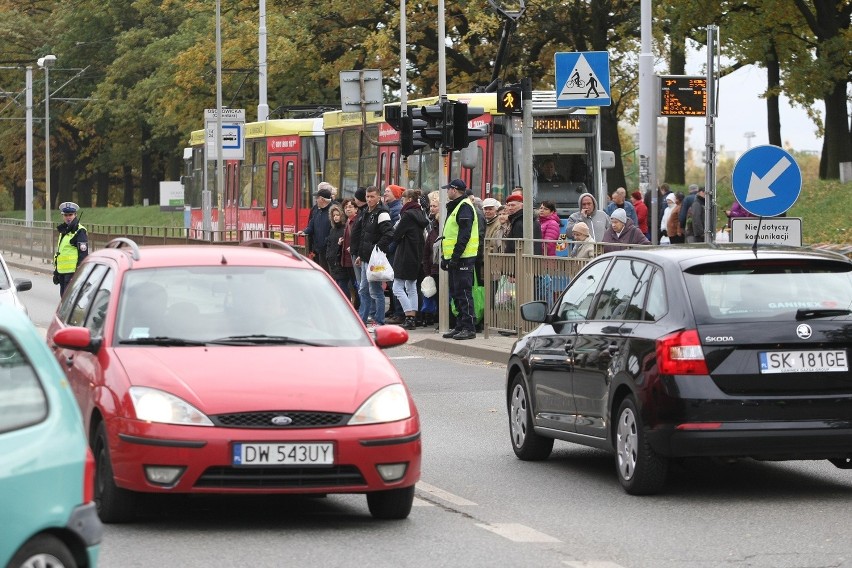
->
[84, 447, 95, 504]
[656, 329, 709, 375]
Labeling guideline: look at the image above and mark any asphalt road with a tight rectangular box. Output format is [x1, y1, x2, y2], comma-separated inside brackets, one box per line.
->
[15, 267, 852, 568]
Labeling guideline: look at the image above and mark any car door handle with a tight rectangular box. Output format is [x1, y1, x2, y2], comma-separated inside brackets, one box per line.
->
[564, 340, 574, 352]
[607, 342, 619, 355]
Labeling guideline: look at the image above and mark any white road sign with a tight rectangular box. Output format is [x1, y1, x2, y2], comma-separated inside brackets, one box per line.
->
[730, 217, 802, 247]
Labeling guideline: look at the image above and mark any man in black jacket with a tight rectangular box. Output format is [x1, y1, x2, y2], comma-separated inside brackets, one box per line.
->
[353, 186, 393, 326]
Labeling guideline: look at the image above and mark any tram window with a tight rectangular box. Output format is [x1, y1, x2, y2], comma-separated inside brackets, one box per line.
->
[286, 161, 295, 209]
[342, 130, 360, 195]
[390, 152, 398, 187]
[270, 161, 280, 208]
[379, 153, 387, 189]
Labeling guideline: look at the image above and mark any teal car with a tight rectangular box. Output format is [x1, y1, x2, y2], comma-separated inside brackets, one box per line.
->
[0, 306, 101, 568]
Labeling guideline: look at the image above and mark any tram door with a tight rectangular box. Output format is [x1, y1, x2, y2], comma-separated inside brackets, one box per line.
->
[224, 161, 239, 238]
[267, 153, 300, 239]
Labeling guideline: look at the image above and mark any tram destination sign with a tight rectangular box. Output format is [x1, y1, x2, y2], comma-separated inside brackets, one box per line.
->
[659, 76, 706, 117]
[533, 115, 593, 134]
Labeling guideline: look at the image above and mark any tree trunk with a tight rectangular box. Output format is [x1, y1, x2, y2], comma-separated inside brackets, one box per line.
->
[141, 151, 155, 205]
[664, 38, 686, 185]
[601, 107, 626, 192]
[96, 171, 109, 207]
[122, 165, 134, 206]
[766, 43, 782, 147]
[821, 79, 852, 179]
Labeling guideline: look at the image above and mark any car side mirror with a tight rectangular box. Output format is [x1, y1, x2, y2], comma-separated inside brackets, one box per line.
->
[14, 278, 32, 292]
[520, 301, 549, 323]
[53, 326, 102, 354]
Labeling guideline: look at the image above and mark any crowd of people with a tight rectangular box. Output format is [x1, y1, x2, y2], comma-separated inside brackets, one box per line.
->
[301, 179, 743, 337]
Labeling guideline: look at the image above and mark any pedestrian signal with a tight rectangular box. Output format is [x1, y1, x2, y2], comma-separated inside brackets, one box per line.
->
[497, 86, 523, 115]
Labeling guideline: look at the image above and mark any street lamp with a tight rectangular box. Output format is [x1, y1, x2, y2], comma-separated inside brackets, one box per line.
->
[37, 54, 56, 222]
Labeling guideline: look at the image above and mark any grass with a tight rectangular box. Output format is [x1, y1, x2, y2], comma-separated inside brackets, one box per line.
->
[1, 178, 848, 245]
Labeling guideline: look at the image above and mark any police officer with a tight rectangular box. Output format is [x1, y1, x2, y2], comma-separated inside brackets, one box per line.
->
[53, 202, 88, 298]
[440, 179, 479, 341]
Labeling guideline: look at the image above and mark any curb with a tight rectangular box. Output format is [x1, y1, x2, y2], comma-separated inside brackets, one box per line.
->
[410, 336, 511, 365]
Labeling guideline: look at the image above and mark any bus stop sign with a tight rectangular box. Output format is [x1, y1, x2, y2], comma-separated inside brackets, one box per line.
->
[732, 145, 802, 217]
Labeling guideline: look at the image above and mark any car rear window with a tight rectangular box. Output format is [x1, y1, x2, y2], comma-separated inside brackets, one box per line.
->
[0, 333, 47, 434]
[116, 266, 371, 346]
[683, 258, 852, 323]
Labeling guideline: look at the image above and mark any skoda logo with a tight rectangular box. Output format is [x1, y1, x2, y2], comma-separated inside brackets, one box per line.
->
[796, 324, 812, 339]
[271, 415, 293, 426]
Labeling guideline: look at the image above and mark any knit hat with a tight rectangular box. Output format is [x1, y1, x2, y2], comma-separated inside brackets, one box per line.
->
[688, 184, 699, 194]
[611, 208, 627, 223]
[387, 184, 405, 200]
[505, 194, 523, 203]
[354, 187, 367, 202]
[572, 221, 590, 236]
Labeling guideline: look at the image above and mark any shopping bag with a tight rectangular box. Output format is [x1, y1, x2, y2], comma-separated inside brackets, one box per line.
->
[367, 246, 394, 282]
[451, 270, 485, 323]
[494, 275, 516, 310]
[421, 275, 437, 298]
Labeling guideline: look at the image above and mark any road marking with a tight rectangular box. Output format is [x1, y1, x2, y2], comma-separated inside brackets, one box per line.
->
[416, 482, 477, 506]
[476, 522, 560, 543]
[412, 497, 433, 507]
[563, 562, 627, 568]
[388, 355, 424, 360]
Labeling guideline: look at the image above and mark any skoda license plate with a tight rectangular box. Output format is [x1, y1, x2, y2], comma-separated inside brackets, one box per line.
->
[233, 443, 334, 466]
[759, 350, 848, 374]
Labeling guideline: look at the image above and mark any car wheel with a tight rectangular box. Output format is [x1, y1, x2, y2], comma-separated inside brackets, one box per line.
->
[614, 397, 668, 495]
[508, 375, 554, 460]
[8, 534, 76, 568]
[94, 422, 139, 523]
[366, 485, 415, 520]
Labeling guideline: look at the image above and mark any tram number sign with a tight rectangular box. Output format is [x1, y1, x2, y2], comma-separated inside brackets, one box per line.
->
[659, 76, 706, 117]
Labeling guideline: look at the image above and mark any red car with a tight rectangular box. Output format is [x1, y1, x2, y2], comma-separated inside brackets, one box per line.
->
[48, 238, 421, 522]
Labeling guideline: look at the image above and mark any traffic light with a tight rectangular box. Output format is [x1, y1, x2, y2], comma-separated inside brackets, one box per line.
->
[385, 105, 423, 157]
[497, 85, 523, 115]
[441, 102, 486, 151]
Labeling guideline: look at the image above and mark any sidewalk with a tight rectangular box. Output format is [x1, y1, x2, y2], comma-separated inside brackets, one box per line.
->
[4, 254, 518, 365]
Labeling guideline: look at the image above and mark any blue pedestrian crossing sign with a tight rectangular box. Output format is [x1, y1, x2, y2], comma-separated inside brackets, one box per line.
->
[555, 51, 611, 107]
[732, 145, 802, 217]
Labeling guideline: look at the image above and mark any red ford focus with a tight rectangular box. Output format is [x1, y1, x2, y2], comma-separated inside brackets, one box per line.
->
[47, 238, 420, 522]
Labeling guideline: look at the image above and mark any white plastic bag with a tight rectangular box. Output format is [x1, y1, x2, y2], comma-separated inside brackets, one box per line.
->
[421, 275, 437, 298]
[367, 245, 394, 282]
[715, 229, 730, 243]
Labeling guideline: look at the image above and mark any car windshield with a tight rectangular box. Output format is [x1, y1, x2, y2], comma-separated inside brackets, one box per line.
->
[684, 258, 852, 323]
[115, 266, 371, 347]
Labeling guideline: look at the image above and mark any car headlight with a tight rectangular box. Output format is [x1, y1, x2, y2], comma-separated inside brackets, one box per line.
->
[348, 384, 411, 425]
[129, 386, 213, 426]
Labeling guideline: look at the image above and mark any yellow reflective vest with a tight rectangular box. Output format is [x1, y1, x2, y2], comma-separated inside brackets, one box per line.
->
[442, 200, 479, 259]
[55, 225, 86, 274]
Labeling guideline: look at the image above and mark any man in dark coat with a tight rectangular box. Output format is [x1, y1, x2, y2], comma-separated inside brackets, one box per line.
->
[503, 194, 543, 255]
[300, 183, 334, 271]
[354, 186, 394, 326]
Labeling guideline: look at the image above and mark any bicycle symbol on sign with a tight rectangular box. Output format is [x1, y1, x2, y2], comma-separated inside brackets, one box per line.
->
[567, 71, 585, 89]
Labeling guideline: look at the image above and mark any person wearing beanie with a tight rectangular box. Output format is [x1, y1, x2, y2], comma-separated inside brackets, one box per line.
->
[503, 193, 543, 255]
[348, 187, 373, 322]
[381, 184, 407, 323]
[679, 183, 700, 235]
[383, 184, 404, 225]
[390, 189, 429, 330]
[566, 192, 610, 242]
[602, 207, 649, 253]
[569, 221, 596, 259]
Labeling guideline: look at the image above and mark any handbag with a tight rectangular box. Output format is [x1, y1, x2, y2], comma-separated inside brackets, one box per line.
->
[367, 245, 394, 282]
[494, 275, 516, 309]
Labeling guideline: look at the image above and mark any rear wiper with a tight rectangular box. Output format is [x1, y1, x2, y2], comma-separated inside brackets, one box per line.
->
[207, 334, 326, 347]
[119, 336, 207, 346]
[795, 308, 852, 320]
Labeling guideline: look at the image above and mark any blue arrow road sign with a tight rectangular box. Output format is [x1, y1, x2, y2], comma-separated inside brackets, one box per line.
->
[732, 145, 802, 217]
[555, 51, 611, 107]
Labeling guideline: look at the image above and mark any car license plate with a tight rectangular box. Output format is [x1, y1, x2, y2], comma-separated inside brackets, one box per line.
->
[759, 350, 848, 374]
[232, 443, 334, 466]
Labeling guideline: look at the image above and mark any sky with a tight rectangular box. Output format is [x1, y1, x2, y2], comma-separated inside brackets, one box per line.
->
[681, 52, 825, 157]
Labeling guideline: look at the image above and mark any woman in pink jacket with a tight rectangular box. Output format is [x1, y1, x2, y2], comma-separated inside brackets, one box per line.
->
[538, 200, 562, 256]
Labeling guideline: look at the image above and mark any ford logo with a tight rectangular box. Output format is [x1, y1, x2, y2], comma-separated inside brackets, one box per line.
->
[271, 415, 293, 426]
[796, 324, 812, 339]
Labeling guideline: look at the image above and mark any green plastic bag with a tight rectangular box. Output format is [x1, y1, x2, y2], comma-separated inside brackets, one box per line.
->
[451, 270, 485, 323]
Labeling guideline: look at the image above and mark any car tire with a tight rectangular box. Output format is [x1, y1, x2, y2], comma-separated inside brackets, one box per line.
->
[614, 397, 668, 495]
[7, 534, 76, 568]
[94, 422, 139, 523]
[366, 485, 415, 520]
[508, 375, 554, 460]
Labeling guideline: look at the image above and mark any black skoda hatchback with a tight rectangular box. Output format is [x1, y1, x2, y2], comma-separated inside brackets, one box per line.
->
[506, 246, 852, 494]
